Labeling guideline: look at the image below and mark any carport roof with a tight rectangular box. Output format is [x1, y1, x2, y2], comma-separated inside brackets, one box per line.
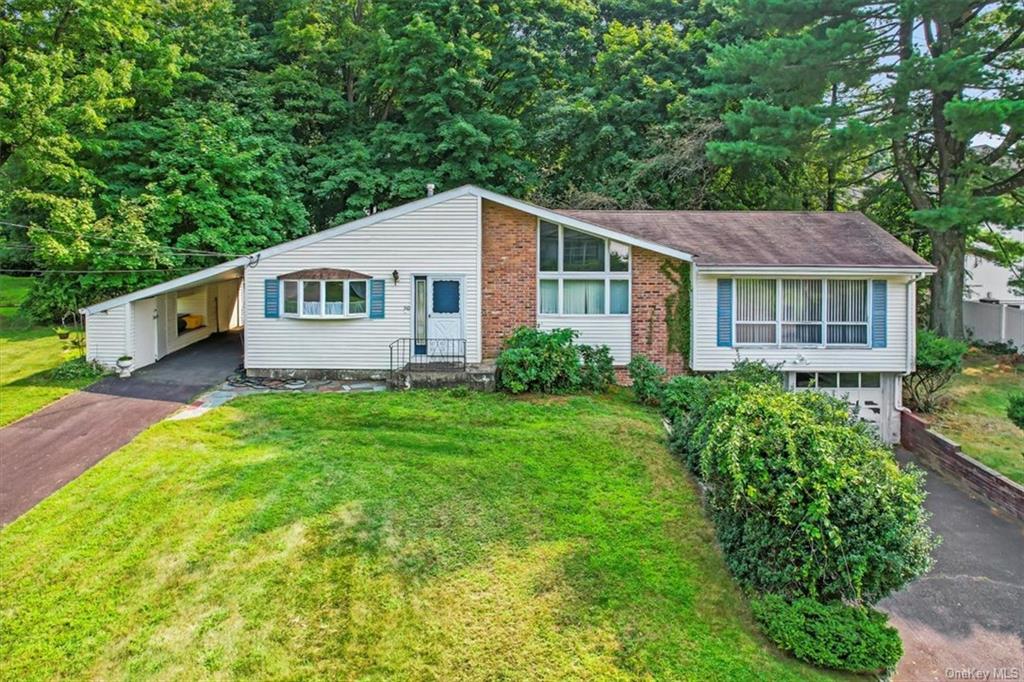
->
[81, 258, 248, 314]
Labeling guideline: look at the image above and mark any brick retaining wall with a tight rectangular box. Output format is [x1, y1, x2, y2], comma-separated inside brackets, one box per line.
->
[901, 408, 1024, 521]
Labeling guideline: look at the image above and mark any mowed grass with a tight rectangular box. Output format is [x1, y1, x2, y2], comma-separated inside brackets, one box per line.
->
[930, 348, 1024, 483]
[0, 390, 838, 681]
[0, 275, 103, 426]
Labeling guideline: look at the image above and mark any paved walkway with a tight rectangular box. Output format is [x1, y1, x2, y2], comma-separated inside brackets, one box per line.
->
[0, 332, 242, 525]
[880, 448, 1024, 681]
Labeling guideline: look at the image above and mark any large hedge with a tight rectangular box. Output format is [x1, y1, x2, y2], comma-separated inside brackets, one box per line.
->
[628, 356, 936, 605]
[692, 381, 935, 603]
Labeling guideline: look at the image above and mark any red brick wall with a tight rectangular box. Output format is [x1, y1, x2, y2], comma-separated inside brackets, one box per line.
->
[630, 248, 686, 376]
[481, 199, 536, 358]
[901, 409, 1024, 521]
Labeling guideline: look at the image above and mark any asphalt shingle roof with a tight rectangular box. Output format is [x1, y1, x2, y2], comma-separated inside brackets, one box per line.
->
[554, 209, 932, 268]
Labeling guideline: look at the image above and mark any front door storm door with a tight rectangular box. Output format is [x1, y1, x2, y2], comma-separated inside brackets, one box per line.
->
[425, 277, 463, 357]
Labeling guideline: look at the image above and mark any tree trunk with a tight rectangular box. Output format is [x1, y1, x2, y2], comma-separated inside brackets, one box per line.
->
[928, 228, 966, 338]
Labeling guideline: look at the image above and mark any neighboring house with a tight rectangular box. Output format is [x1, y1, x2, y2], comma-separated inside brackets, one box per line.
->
[82, 185, 933, 442]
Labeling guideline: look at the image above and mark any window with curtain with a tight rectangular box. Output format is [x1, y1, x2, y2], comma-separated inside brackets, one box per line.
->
[735, 279, 777, 343]
[827, 279, 868, 344]
[781, 279, 822, 344]
[563, 280, 605, 314]
[732, 278, 870, 346]
[303, 282, 321, 315]
[282, 279, 370, 318]
[537, 222, 630, 315]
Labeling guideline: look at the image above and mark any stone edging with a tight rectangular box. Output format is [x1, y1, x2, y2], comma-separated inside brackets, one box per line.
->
[900, 408, 1024, 522]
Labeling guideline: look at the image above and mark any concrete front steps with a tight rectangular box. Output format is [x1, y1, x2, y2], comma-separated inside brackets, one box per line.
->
[388, 361, 497, 392]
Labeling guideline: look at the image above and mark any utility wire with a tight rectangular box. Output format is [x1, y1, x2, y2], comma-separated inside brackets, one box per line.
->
[0, 267, 204, 274]
[0, 220, 250, 259]
[0, 242, 242, 258]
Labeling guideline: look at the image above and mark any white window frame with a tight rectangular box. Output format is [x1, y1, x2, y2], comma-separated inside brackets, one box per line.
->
[280, 279, 370, 319]
[732, 277, 871, 348]
[536, 220, 631, 316]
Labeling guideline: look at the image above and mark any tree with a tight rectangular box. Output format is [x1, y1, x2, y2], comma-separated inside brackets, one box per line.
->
[701, 0, 1024, 337]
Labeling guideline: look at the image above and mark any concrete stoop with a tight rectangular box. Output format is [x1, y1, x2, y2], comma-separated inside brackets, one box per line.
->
[389, 361, 497, 392]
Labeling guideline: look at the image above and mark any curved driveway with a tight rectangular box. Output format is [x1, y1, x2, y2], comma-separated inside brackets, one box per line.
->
[0, 332, 241, 525]
[880, 448, 1024, 680]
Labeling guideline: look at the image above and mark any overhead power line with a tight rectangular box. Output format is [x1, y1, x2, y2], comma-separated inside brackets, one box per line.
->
[0, 220, 250, 259]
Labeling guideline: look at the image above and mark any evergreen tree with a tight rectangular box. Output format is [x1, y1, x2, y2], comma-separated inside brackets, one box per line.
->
[701, 0, 1023, 337]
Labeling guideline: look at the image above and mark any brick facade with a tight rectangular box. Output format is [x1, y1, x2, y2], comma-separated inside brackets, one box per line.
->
[630, 248, 687, 375]
[481, 200, 536, 358]
[901, 409, 1024, 522]
[480, 203, 687, 377]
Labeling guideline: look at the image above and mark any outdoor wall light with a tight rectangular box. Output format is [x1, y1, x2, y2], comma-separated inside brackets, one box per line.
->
[392, 269, 399, 285]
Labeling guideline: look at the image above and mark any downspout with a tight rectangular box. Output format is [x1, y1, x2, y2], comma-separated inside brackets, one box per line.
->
[905, 273, 927, 375]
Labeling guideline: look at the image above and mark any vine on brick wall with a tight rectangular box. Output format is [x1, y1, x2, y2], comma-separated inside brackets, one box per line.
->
[660, 259, 691, 365]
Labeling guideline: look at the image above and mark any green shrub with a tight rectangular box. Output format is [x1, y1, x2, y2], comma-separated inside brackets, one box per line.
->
[626, 355, 666, 405]
[497, 327, 581, 394]
[1008, 392, 1024, 431]
[661, 375, 709, 423]
[578, 344, 615, 392]
[692, 382, 935, 603]
[49, 357, 107, 381]
[751, 594, 902, 672]
[904, 330, 968, 412]
[496, 328, 614, 394]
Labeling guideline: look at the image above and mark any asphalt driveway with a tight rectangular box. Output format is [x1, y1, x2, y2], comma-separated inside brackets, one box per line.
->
[880, 448, 1024, 680]
[0, 332, 242, 525]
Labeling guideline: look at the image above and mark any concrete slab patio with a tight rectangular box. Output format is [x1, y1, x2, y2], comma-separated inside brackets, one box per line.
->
[881, 448, 1024, 681]
[0, 332, 242, 525]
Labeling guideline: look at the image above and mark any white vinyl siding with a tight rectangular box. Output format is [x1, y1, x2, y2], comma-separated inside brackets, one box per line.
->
[85, 304, 129, 368]
[536, 315, 631, 364]
[244, 194, 481, 370]
[692, 270, 913, 373]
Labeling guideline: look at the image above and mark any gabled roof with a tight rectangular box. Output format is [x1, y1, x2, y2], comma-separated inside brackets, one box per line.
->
[83, 185, 932, 314]
[555, 209, 934, 270]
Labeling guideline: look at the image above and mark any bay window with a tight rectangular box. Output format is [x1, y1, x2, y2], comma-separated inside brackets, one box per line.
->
[537, 221, 630, 315]
[282, 279, 370, 318]
[734, 277, 870, 346]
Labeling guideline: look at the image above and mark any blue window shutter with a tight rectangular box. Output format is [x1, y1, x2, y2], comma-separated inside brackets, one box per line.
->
[369, 279, 385, 319]
[871, 280, 887, 348]
[717, 279, 733, 347]
[264, 279, 279, 318]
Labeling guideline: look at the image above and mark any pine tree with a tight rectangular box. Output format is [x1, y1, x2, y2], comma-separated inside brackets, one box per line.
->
[701, 0, 1024, 337]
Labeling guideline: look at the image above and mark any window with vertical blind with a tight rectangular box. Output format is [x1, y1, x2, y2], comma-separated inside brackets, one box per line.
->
[733, 278, 871, 346]
[537, 221, 630, 315]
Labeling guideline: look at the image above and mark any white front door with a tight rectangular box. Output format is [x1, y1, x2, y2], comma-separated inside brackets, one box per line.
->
[132, 298, 158, 369]
[425, 277, 464, 356]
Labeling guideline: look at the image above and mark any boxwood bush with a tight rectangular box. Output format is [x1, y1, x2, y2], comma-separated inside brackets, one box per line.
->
[752, 594, 902, 672]
[496, 327, 614, 394]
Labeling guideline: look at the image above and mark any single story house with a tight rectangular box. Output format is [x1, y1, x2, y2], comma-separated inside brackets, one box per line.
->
[83, 185, 934, 442]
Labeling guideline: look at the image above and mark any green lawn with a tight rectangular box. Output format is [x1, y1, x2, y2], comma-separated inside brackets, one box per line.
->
[0, 390, 839, 680]
[0, 275, 104, 426]
[931, 348, 1024, 484]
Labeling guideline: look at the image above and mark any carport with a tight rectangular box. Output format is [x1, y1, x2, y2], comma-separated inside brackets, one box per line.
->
[82, 259, 248, 372]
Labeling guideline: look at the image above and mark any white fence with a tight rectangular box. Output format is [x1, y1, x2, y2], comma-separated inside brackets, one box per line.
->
[964, 301, 1024, 350]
